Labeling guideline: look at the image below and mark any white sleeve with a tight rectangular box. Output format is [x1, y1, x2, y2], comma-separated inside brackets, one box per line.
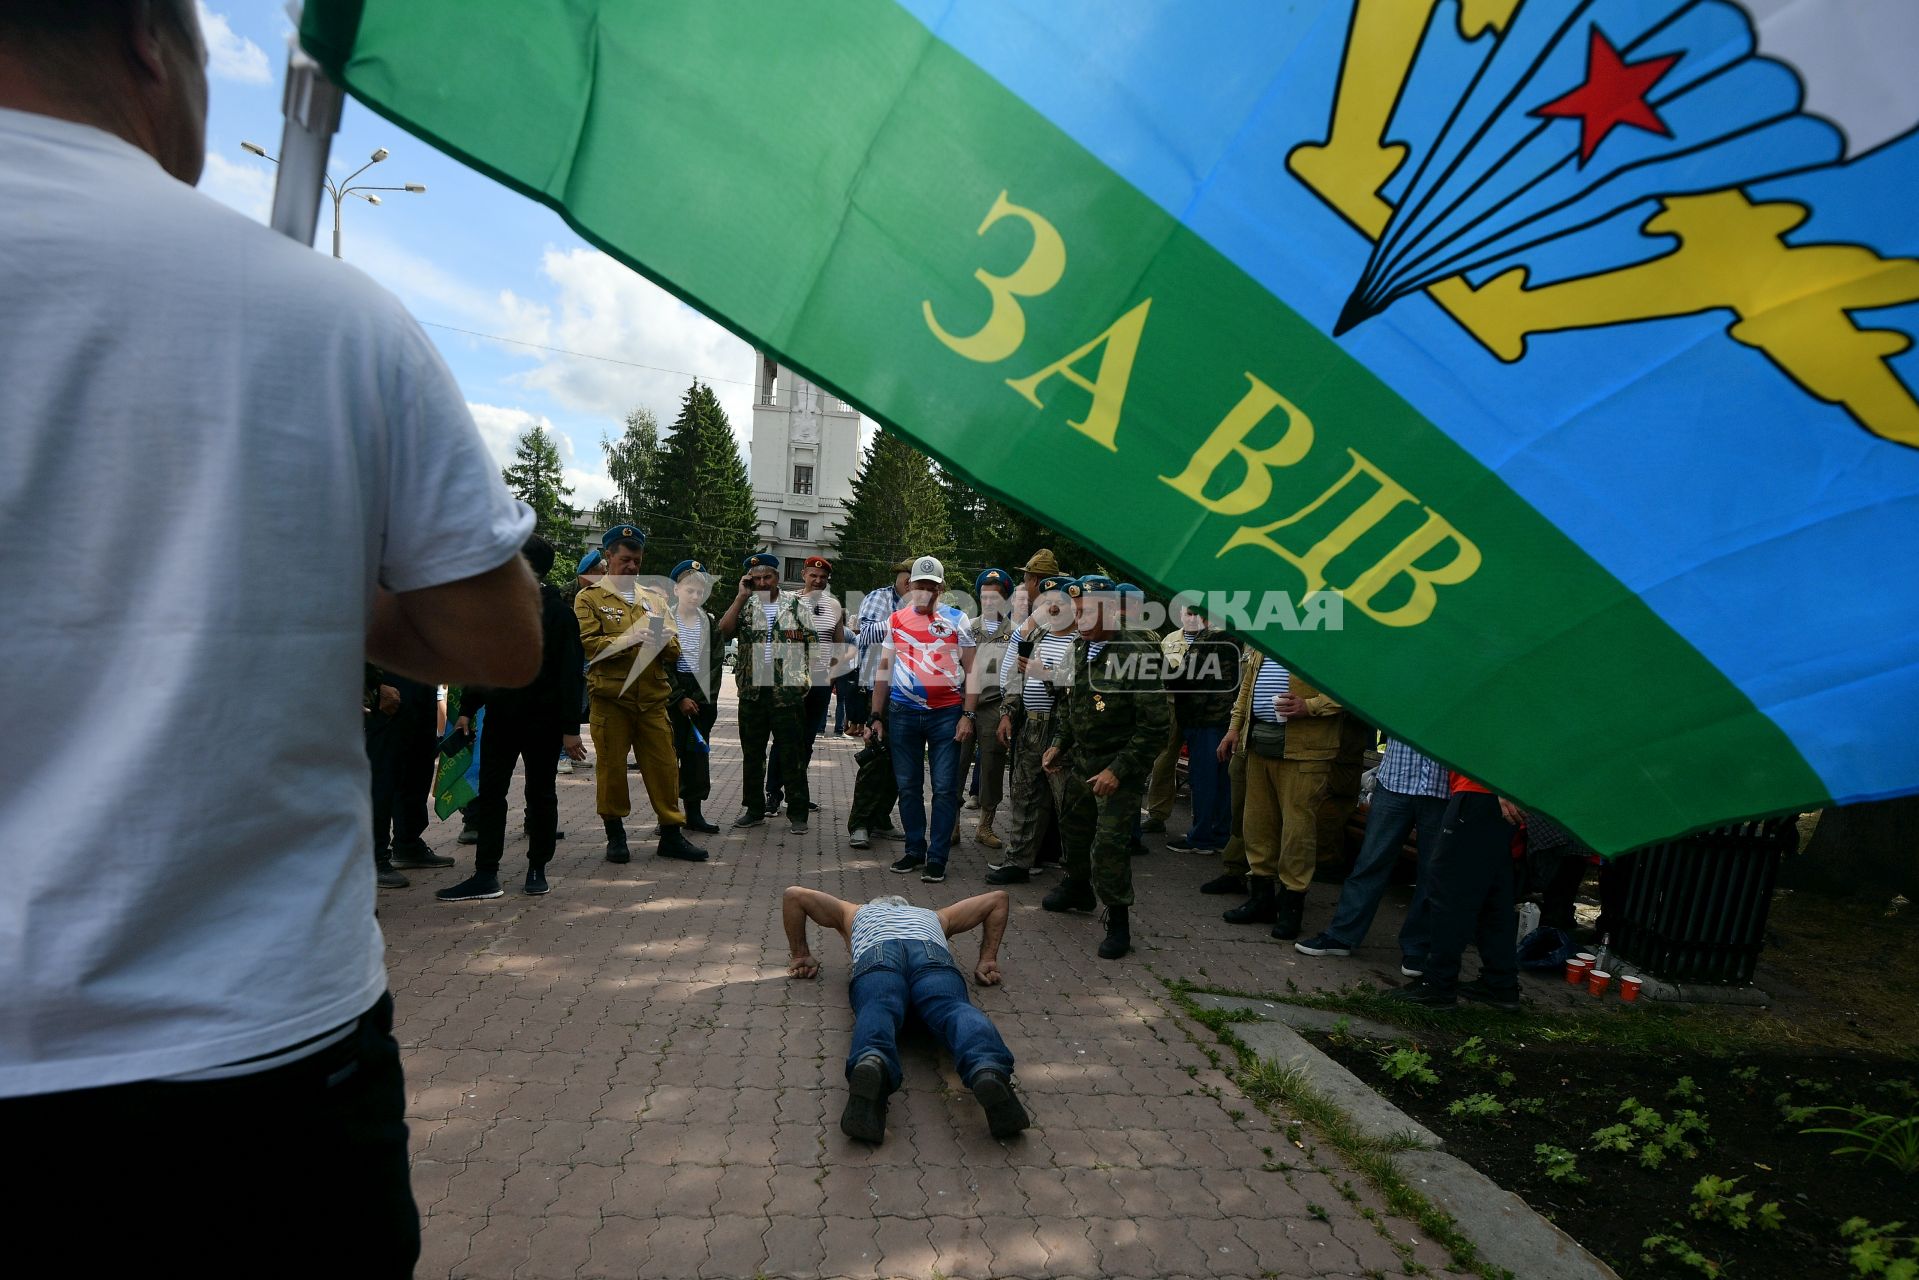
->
[377, 313, 533, 593]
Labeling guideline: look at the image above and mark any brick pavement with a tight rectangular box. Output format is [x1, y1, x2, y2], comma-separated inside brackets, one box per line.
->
[383, 686, 1457, 1278]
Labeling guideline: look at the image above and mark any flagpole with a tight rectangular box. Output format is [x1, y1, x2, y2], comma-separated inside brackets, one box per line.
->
[266, 10, 342, 248]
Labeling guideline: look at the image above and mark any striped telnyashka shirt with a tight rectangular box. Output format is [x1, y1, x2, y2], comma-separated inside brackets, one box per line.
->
[1003, 630, 1075, 713]
[1251, 658, 1291, 723]
[674, 610, 703, 676]
[849, 903, 951, 963]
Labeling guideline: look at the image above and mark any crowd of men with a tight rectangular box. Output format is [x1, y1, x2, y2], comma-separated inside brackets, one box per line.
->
[363, 522, 1549, 1010]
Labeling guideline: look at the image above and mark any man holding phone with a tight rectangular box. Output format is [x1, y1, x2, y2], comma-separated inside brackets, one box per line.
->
[719, 551, 814, 833]
[576, 525, 707, 865]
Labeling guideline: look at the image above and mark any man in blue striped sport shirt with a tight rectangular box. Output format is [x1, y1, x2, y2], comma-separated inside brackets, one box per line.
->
[1293, 739, 1452, 976]
[782, 886, 1029, 1144]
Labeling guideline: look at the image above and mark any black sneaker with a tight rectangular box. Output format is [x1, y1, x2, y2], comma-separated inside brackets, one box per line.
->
[889, 852, 926, 874]
[375, 861, 409, 889]
[806, 801, 820, 812]
[970, 1069, 1030, 1139]
[840, 1055, 888, 1144]
[789, 818, 809, 835]
[732, 809, 766, 828]
[1400, 956, 1426, 978]
[1384, 981, 1457, 1008]
[523, 867, 550, 896]
[983, 865, 1030, 885]
[1458, 978, 1523, 1012]
[658, 827, 709, 862]
[1294, 932, 1352, 957]
[920, 863, 947, 884]
[456, 826, 480, 846]
[390, 843, 456, 869]
[435, 874, 503, 902]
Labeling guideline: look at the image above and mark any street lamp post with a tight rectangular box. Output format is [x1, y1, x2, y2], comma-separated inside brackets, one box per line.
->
[240, 141, 426, 257]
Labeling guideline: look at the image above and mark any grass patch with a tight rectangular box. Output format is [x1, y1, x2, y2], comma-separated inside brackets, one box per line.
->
[1164, 982, 1512, 1280]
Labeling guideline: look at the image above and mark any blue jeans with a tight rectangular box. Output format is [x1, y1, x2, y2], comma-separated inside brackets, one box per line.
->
[888, 703, 962, 865]
[1182, 726, 1230, 849]
[1323, 785, 1448, 956]
[846, 940, 1014, 1091]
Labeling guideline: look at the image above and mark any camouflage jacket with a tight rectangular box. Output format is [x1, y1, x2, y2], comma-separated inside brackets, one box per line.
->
[1048, 628, 1171, 790]
[733, 590, 815, 694]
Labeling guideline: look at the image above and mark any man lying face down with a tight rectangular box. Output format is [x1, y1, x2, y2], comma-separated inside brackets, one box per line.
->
[781, 887, 1031, 1144]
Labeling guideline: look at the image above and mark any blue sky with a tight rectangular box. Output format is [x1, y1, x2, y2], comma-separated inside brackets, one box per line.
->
[194, 2, 867, 508]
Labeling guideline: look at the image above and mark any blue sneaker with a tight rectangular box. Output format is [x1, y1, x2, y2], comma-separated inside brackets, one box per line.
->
[1294, 932, 1352, 957]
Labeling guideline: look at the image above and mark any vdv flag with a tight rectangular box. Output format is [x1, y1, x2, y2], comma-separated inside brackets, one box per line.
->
[302, 0, 1919, 853]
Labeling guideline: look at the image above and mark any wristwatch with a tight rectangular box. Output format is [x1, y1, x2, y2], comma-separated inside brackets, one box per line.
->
[962, 710, 977, 721]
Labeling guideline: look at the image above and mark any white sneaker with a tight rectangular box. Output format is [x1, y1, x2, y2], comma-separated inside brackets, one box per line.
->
[556, 757, 574, 774]
[849, 828, 871, 849]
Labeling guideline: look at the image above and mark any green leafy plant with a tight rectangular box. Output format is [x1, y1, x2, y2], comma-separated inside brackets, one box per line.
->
[1447, 1092, 1505, 1120]
[1730, 1065, 1761, 1083]
[1593, 1101, 1709, 1168]
[1840, 1218, 1919, 1278]
[1689, 1175, 1782, 1231]
[1670, 1075, 1705, 1104]
[1592, 1123, 1636, 1154]
[1510, 1096, 1546, 1117]
[1378, 1046, 1439, 1087]
[1643, 1231, 1722, 1278]
[1330, 1015, 1353, 1037]
[1495, 1070, 1517, 1088]
[1802, 1106, 1919, 1176]
[1534, 1144, 1585, 1184]
[1778, 1091, 1823, 1125]
[1451, 1036, 1499, 1070]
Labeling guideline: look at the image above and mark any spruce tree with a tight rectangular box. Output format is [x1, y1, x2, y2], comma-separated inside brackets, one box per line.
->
[642, 380, 758, 586]
[501, 424, 584, 588]
[594, 406, 661, 530]
[833, 429, 952, 590]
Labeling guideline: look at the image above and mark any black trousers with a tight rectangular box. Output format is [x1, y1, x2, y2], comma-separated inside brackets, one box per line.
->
[6, 994, 418, 1275]
[1421, 791, 1521, 993]
[766, 685, 834, 807]
[366, 677, 437, 858]
[473, 710, 561, 876]
[671, 697, 720, 804]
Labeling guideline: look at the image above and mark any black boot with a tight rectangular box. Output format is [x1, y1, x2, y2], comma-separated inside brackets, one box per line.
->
[1269, 888, 1306, 941]
[1199, 872, 1247, 896]
[1223, 875, 1277, 924]
[658, 824, 708, 862]
[683, 804, 720, 834]
[1098, 906, 1132, 960]
[1041, 877, 1096, 913]
[603, 816, 630, 864]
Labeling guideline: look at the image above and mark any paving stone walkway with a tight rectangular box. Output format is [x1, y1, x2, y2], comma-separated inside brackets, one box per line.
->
[383, 687, 1458, 1278]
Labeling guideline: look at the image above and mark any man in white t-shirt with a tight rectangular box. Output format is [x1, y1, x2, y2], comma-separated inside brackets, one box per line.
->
[0, 4, 539, 1271]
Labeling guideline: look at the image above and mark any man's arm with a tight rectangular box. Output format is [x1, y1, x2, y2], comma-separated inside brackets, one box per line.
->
[717, 578, 750, 639]
[367, 556, 540, 687]
[781, 886, 857, 978]
[937, 890, 1010, 986]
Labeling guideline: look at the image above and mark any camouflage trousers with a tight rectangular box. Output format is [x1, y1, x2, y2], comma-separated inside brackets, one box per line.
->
[1000, 710, 1060, 869]
[1057, 769, 1141, 908]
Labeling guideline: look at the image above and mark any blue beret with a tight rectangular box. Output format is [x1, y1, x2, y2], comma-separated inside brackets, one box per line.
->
[1036, 574, 1076, 594]
[669, 559, 708, 582]
[1114, 582, 1143, 599]
[600, 523, 645, 549]
[575, 549, 603, 576]
[1068, 573, 1118, 598]
[975, 568, 1012, 594]
[743, 551, 779, 571]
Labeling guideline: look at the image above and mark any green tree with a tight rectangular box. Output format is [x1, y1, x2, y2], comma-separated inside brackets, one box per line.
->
[834, 429, 952, 589]
[642, 380, 758, 587]
[593, 405, 662, 530]
[501, 424, 584, 588]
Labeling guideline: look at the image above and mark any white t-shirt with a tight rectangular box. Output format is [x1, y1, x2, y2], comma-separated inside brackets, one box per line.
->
[0, 110, 533, 1097]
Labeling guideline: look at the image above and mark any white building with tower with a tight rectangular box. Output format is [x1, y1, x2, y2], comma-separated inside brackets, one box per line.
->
[750, 353, 860, 585]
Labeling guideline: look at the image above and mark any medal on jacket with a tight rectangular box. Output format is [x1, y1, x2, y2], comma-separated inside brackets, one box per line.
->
[1093, 694, 1107, 713]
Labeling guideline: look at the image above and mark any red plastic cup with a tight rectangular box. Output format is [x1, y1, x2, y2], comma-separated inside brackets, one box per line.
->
[1565, 958, 1591, 985]
[1587, 969, 1612, 997]
[1619, 975, 1643, 1003]
[1575, 952, 1596, 966]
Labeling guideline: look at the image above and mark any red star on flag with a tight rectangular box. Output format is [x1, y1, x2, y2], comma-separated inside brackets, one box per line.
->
[1533, 28, 1681, 165]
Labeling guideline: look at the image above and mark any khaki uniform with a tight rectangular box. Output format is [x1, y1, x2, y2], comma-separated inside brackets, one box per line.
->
[1048, 629, 1171, 907]
[1220, 653, 1344, 892]
[576, 579, 691, 826]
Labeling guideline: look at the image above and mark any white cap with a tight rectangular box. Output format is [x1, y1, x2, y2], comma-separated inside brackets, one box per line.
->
[910, 555, 945, 583]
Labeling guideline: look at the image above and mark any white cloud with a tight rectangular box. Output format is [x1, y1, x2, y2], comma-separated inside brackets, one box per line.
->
[498, 248, 757, 449]
[198, 151, 273, 222]
[467, 402, 617, 510]
[197, 4, 271, 85]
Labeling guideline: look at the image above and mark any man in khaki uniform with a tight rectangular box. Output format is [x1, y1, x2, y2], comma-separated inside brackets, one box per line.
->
[575, 525, 707, 864]
[1216, 651, 1345, 940]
